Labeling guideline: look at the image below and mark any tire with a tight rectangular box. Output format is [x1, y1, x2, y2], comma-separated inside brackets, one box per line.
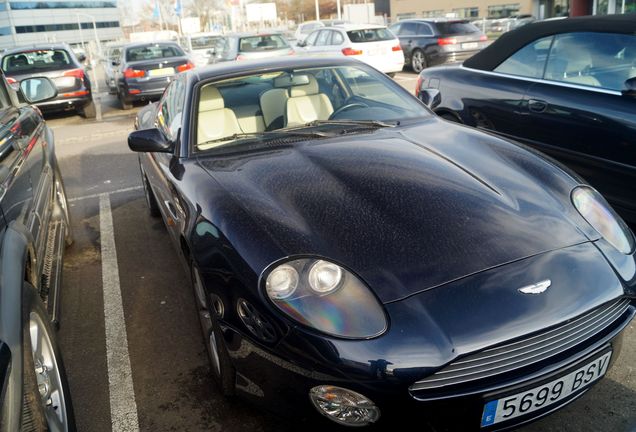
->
[118, 90, 133, 110]
[22, 283, 76, 432]
[78, 100, 96, 119]
[411, 49, 427, 73]
[387, 72, 396, 78]
[140, 166, 160, 218]
[191, 265, 236, 397]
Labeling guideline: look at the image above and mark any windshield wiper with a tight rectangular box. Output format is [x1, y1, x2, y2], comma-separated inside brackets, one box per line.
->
[304, 119, 398, 128]
[199, 130, 329, 147]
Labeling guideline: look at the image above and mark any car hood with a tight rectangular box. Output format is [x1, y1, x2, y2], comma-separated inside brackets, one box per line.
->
[197, 119, 590, 303]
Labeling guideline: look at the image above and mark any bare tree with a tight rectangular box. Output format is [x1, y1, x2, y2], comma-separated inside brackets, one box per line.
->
[187, 0, 221, 30]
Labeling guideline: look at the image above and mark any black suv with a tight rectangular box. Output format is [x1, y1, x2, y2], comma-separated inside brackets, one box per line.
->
[389, 19, 488, 72]
[1, 43, 95, 118]
[0, 70, 75, 429]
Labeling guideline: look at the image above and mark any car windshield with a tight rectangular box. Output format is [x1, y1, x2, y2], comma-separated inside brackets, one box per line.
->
[436, 21, 480, 35]
[191, 36, 225, 50]
[239, 35, 289, 52]
[126, 44, 184, 62]
[2, 49, 72, 74]
[347, 28, 395, 43]
[196, 64, 429, 150]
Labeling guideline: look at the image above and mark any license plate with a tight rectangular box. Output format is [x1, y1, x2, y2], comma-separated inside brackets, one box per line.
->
[481, 351, 611, 427]
[462, 42, 478, 49]
[148, 67, 174, 77]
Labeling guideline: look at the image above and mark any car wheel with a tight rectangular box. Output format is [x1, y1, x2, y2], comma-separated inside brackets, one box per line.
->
[140, 164, 160, 217]
[387, 72, 396, 78]
[191, 265, 236, 397]
[118, 90, 133, 110]
[22, 282, 76, 432]
[411, 50, 427, 73]
[78, 101, 96, 119]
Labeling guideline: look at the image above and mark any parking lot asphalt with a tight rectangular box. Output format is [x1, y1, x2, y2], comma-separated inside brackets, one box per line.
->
[48, 69, 635, 432]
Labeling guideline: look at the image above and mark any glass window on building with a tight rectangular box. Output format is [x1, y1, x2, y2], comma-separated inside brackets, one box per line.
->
[488, 3, 521, 18]
[422, 10, 444, 17]
[452, 7, 479, 18]
[594, 0, 635, 13]
[396, 13, 416, 20]
[9, 1, 117, 10]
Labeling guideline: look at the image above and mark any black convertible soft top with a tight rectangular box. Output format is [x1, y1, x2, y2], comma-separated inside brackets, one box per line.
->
[464, 14, 636, 71]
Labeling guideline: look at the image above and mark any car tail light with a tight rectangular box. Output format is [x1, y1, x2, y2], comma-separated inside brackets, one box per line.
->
[236, 54, 246, 61]
[61, 90, 90, 98]
[63, 68, 85, 80]
[415, 76, 423, 97]
[6, 77, 16, 84]
[176, 62, 194, 73]
[479, 34, 488, 41]
[128, 89, 141, 95]
[391, 45, 402, 52]
[437, 37, 457, 46]
[287, 49, 295, 56]
[342, 47, 363, 56]
[124, 68, 146, 79]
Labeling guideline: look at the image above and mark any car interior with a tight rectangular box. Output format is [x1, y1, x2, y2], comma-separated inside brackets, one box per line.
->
[196, 66, 425, 150]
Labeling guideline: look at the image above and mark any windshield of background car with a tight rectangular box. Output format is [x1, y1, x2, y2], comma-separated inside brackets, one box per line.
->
[347, 28, 395, 42]
[435, 21, 480, 35]
[125, 44, 184, 62]
[191, 36, 225, 50]
[239, 35, 289, 52]
[2, 49, 72, 74]
[195, 65, 428, 150]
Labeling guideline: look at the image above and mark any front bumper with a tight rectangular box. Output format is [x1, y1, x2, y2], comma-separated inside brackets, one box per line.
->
[220, 241, 636, 428]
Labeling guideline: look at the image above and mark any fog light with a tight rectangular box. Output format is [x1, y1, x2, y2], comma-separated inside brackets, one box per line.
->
[309, 385, 380, 427]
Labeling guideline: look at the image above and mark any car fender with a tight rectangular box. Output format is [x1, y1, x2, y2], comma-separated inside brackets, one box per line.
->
[0, 221, 36, 430]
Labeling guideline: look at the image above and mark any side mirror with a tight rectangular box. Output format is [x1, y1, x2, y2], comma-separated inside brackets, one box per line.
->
[297, 40, 306, 48]
[78, 54, 87, 62]
[19, 77, 58, 104]
[128, 128, 173, 153]
[622, 77, 636, 97]
[418, 88, 441, 109]
[112, 59, 120, 66]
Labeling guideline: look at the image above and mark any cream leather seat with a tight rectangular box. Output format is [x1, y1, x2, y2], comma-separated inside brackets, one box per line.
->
[285, 76, 333, 127]
[197, 86, 242, 149]
[260, 88, 288, 130]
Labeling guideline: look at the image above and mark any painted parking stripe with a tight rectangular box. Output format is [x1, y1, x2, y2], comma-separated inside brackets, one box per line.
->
[99, 194, 140, 432]
[69, 185, 143, 203]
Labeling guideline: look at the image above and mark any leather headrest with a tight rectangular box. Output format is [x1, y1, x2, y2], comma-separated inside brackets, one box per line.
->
[199, 86, 224, 112]
[289, 75, 319, 97]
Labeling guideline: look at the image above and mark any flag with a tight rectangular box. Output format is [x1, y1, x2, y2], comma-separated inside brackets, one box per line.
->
[174, 0, 182, 17]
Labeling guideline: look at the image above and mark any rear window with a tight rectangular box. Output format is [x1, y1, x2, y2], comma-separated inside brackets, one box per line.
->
[435, 21, 480, 35]
[347, 28, 395, 43]
[239, 35, 289, 52]
[2, 49, 72, 74]
[191, 36, 225, 50]
[126, 44, 184, 62]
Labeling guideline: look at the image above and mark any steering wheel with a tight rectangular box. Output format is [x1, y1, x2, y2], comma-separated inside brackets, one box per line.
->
[329, 102, 369, 119]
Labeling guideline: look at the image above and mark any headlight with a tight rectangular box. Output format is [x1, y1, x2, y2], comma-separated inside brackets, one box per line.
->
[263, 258, 387, 338]
[572, 186, 635, 254]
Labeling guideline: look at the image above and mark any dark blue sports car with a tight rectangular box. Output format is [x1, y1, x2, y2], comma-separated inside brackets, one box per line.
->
[128, 56, 635, 430]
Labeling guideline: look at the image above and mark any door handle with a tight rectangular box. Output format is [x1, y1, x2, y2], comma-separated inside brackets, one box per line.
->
[528, 99, 548, 113]
[163, 200, 179, 222]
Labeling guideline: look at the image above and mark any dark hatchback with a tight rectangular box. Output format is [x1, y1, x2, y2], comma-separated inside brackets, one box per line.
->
[417, 14, 636, 224]
[1, 44, 95, 118]
[389, 19, 488, 73]
[128, 56, 635, 430]
[113, 41, 193, 110]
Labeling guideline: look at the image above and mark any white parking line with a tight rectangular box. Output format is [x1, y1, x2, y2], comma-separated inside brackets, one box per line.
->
[69, 185, 143, 203]
[99, 194, 140, 432]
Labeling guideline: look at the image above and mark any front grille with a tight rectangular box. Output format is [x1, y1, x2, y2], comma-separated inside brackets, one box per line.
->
[410, 298, 631, 392]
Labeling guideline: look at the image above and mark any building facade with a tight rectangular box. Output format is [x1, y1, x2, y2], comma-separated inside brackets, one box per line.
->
[0, 0, 123, 50]
[390, 0, 635, 20]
